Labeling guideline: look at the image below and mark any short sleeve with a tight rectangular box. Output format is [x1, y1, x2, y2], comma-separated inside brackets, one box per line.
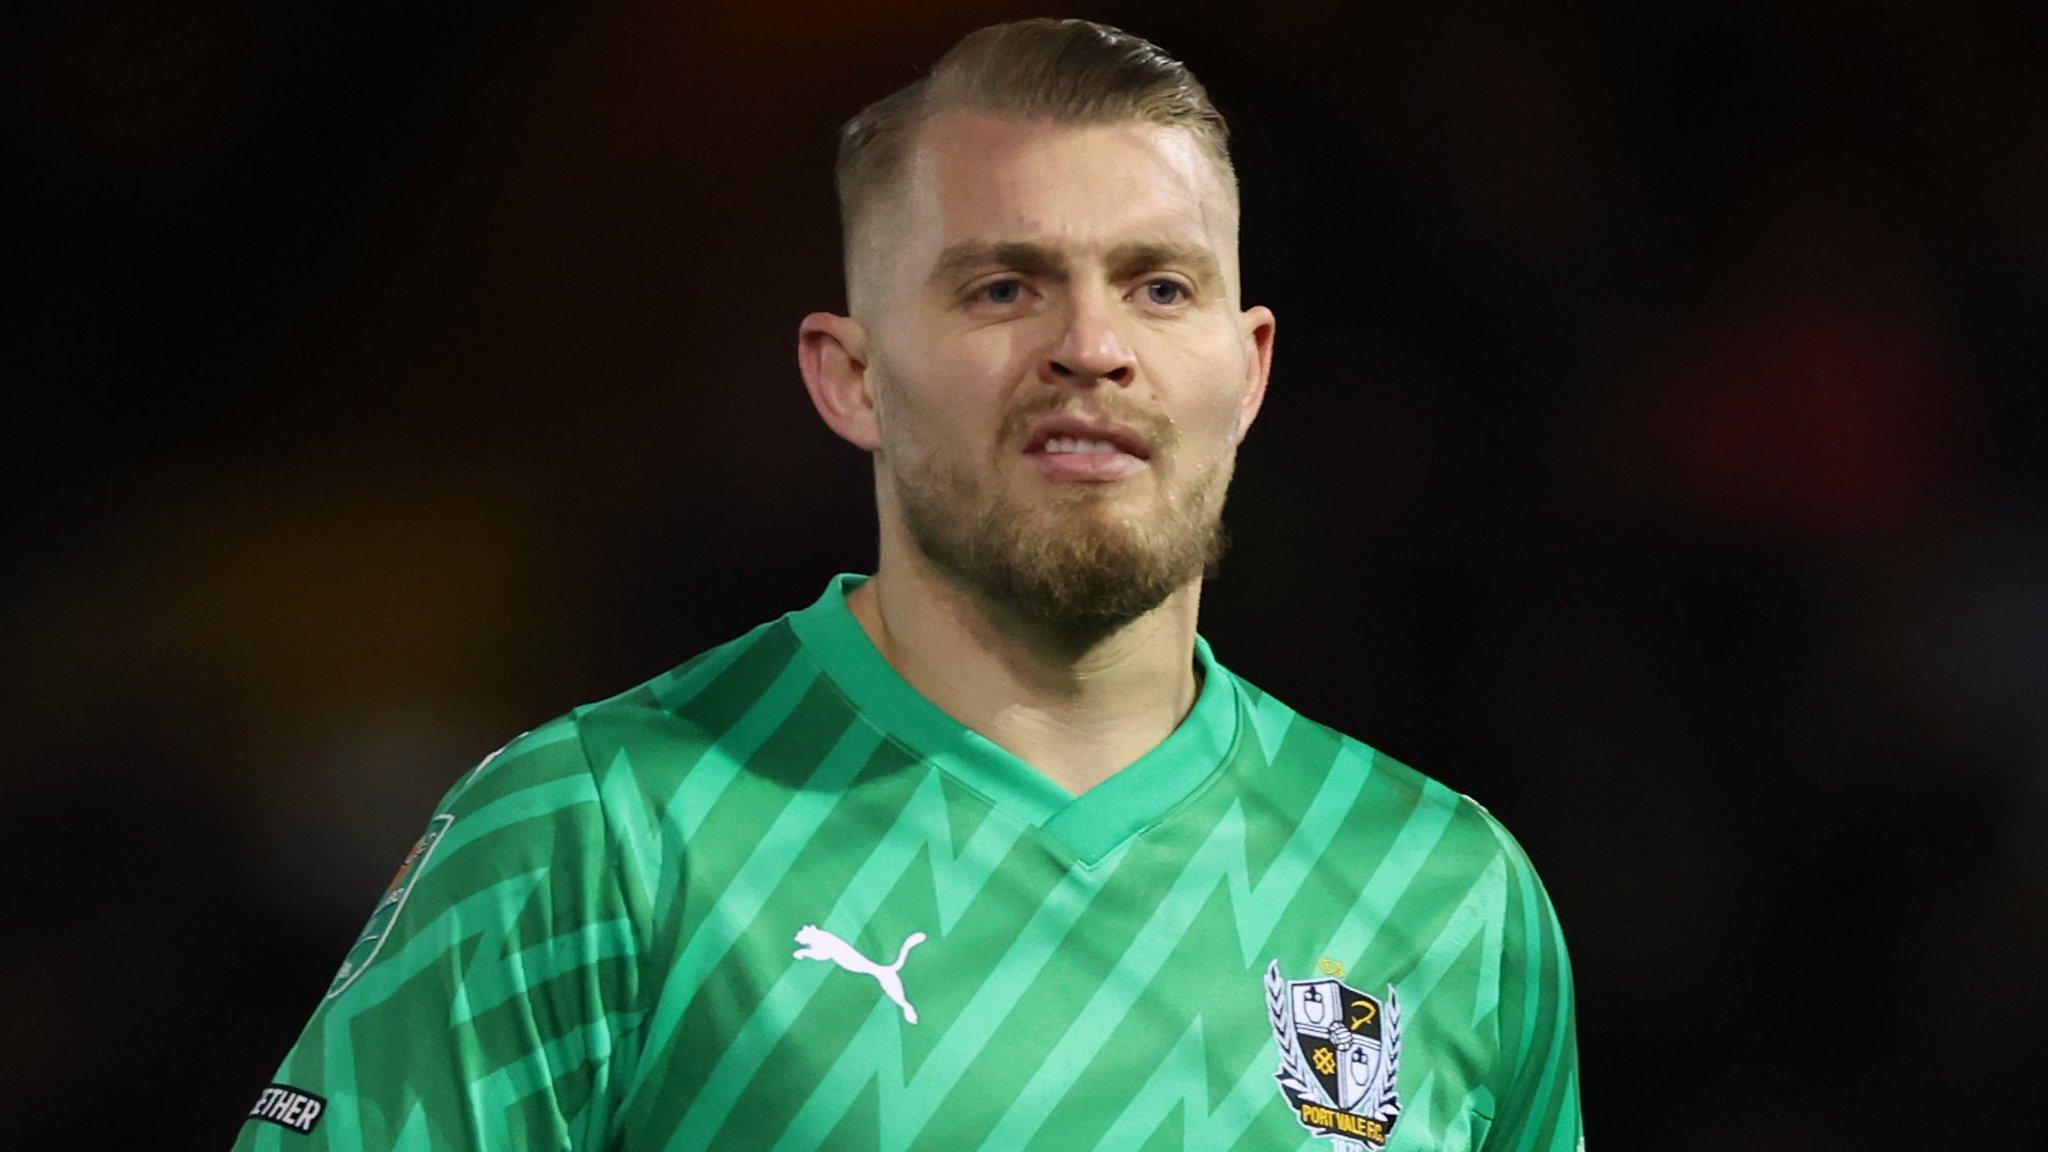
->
[1482, 825, 1584, 1152]
[232, 717, 646, 1152]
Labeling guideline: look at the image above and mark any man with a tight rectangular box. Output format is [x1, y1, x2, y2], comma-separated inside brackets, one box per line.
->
[235, 19, 1581, 1152]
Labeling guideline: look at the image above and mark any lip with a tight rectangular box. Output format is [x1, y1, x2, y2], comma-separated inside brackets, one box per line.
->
[1025, 448, 1148, 482]
[1022, 414, 1153, 460]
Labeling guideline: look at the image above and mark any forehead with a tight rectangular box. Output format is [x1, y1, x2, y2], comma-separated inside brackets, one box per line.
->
[897, 112, 1235, 267]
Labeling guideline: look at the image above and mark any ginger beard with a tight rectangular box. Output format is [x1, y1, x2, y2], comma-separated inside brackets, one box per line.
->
[878, 375, 1236, 634]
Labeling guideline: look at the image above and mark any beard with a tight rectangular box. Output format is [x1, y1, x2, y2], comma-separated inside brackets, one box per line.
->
[888, 407, 1234, 635]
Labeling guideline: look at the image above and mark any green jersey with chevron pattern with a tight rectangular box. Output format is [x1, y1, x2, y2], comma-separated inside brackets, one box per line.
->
[235, 573, 1581, 1152]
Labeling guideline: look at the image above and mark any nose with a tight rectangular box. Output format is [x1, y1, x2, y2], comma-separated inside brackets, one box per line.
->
[1044, 285, 1136, 387]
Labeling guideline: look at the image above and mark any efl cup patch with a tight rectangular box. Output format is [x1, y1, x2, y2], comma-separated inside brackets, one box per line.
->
[1265, 958, 1404, 1150]
[326, 814, 453, 998]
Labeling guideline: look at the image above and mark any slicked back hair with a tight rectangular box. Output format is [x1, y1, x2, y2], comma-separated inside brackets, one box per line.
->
[833, 19, 1235, 308]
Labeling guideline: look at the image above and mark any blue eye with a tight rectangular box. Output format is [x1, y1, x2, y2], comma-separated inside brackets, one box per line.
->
[1145, 279, 1187, 305]
[980, 280, 1022, 304]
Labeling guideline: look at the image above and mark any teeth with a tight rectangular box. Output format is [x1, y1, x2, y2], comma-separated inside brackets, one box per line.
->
[1043, 436, 1121, 454]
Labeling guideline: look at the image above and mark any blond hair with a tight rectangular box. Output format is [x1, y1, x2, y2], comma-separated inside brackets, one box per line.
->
[834, 19, 1235, 299]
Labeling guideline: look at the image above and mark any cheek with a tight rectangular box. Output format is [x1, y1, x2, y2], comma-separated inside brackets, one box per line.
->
[1183, 398, 1246, 479]
[875, 348, 1015, 467]
[1155, 337, 1250, 456]
[915, 331, 1036, 438]
[949, 320, 1043, 388]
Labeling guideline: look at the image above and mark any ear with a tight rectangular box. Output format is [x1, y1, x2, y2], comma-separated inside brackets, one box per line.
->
[798, 312, 880, 452]
[1232, 304, 1276, 445]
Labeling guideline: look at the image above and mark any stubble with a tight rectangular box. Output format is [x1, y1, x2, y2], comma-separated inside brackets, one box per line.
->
[889, 399, 1234, 635]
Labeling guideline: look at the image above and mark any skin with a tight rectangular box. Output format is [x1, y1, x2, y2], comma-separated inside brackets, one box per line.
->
[797, 110, 1276, 795]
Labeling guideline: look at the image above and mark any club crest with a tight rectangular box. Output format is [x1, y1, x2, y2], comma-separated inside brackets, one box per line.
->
[1264, 959, 1403, 1150]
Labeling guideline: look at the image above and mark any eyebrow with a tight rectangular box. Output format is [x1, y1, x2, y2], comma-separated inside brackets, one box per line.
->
[927, 238, 1223, 290]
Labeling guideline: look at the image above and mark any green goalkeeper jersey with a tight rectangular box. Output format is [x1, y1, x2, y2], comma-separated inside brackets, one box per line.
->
[234, 573, 1581, 1152]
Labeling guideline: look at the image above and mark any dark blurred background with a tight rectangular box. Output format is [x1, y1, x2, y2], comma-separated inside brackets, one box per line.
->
[4, 0, 2043, 1147]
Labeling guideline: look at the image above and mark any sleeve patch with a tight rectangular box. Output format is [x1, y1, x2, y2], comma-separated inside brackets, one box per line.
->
[248, 1083, 327, 1134]
[326, 813, 455, 998]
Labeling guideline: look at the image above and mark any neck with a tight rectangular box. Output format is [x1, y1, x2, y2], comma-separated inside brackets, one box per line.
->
[844, 538, 1203, 797]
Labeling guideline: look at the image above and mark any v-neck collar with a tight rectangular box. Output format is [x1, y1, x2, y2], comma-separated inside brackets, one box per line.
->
[784, 572, 1241, 866]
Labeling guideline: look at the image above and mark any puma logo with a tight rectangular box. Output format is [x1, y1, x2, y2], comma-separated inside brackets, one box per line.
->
[792, 924, 927, 1024]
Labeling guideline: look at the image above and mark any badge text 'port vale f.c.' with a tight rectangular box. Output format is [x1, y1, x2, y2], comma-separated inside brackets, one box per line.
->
[1265, 959, 1404, 1150]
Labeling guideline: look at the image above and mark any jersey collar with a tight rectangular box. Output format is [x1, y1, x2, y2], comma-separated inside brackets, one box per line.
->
[786, 572, 1241, 866]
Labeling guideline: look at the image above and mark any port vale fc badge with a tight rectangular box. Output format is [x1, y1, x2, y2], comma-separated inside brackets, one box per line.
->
[1264, 959, 1404, 1150]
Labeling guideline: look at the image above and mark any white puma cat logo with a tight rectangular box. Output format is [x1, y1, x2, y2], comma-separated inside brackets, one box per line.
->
[792, 924, 927, 1024]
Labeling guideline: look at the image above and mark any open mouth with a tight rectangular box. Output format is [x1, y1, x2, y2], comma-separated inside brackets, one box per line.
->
[1024, 435, 1150, 481]
[1020, 413, 1155, 481]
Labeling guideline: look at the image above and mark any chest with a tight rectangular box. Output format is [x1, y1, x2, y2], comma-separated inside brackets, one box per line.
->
[622, 827, 1498, 1152]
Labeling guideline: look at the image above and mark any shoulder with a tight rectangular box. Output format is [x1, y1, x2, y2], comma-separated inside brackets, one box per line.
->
[436, 714, 595, 816]
[390, 714, 609, 903]
[423, 612, 825, 875]
[1228, 666, 1555, 899]
[559, 614, 815, 783]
